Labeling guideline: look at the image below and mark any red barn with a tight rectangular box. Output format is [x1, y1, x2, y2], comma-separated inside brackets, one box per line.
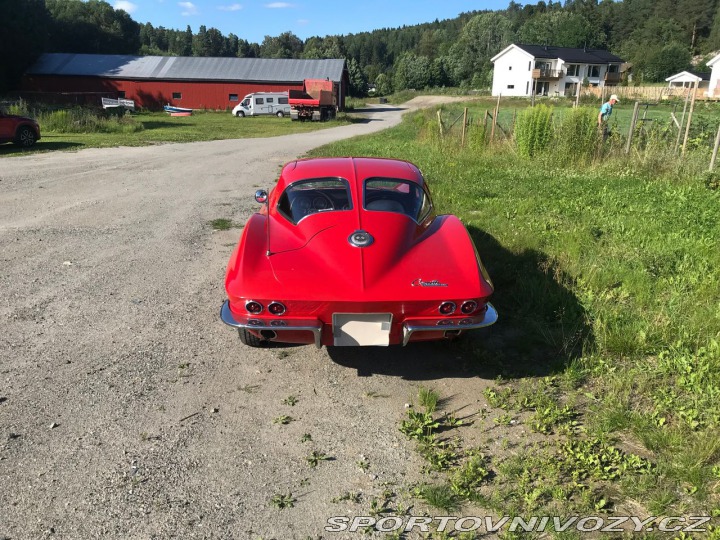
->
[21, 53, 348, 111]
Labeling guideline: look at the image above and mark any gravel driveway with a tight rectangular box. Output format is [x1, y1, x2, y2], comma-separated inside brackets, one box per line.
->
[0, 98, 494, 539]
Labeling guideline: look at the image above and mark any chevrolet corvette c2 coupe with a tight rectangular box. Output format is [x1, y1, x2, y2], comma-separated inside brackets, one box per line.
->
[220, 157, 497, 347]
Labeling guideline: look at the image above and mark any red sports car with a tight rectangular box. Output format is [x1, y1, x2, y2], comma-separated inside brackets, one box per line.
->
[220, 157, 497, 347]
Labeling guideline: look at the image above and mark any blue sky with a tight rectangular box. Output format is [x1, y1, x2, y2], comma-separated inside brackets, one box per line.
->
[111, 0, 518, 44]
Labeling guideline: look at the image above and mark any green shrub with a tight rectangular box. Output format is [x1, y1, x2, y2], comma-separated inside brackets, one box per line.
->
[514, 104, 553, 158]
[553, 106, 601, 165]
[37, 107, 144, 134]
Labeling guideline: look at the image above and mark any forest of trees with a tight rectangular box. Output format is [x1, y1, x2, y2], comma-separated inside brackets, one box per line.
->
[3, 0, 720, 95]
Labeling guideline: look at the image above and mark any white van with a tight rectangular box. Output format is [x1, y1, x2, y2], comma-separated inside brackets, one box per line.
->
[232, 92, 290, 117]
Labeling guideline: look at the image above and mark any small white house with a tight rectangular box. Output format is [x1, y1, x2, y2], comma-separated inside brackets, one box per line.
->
[665, 71, 710, 92]
[491, 43, 624, 98]
[705, 53, 720, 97]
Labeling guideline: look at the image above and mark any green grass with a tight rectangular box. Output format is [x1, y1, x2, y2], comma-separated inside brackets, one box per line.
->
[0, 108, 351, 156]
[308, 105, 720, 518]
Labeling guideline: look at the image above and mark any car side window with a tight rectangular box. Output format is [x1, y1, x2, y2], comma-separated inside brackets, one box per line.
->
[364, 178, 431, 222]
[277, 178, 352, 224]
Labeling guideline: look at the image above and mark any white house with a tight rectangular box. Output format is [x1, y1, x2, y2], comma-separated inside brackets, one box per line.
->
[491, 43, 624, 98]
[665, 71, 710, 92]
[705, 53, 720, 97]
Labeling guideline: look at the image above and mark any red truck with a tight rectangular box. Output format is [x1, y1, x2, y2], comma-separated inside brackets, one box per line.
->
[289, 79, 337, 121]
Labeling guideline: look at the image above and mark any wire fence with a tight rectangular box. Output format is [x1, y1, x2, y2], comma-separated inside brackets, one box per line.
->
[434, 92, 720, 172]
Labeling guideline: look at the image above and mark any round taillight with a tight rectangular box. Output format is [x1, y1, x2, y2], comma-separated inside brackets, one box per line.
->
[438, 301, 456, 315]
[268, 302, 286, 316]
[245, 300, 263, 314]
[461, 300, 478, 314]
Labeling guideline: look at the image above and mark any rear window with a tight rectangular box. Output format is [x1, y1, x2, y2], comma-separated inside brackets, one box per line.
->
[278, 178, 352, 224]
[279, 97, 289, 104]
[364, 178, 432, 221]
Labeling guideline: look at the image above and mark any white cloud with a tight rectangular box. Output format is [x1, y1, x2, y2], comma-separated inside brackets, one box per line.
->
[218, 3, 242, 10]
[265, 2, 293, 8]
[114, 0, 138, 13]
[296, 18, 309, 25]
[178, 1, 198, 15]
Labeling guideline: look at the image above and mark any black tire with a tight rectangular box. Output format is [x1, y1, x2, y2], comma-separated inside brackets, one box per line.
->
[238, 328, 264, 347]
[235, 110, 245, 117]
[14, 126, 36, 148]
[276, 110, 284, 118]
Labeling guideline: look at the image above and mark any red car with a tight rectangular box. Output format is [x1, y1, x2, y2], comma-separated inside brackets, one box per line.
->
[220, 157, 497, 347]
[0, 111, 41, 147]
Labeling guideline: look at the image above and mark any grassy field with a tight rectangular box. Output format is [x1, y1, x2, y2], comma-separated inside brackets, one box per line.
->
[307, 103, 720, 537]
[0, 109, 352, 156]
[4, 95, 719, 534]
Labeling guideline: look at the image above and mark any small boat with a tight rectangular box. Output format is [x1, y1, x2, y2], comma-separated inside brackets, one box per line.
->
[164, 105, 193, 114]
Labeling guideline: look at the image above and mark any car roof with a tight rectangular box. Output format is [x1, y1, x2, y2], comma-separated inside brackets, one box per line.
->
[277, 157, 424, 190]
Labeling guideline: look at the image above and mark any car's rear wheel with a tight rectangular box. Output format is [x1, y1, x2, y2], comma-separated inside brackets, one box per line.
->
[238, 328, 264, 347]
[276, 110, 284, 117]
[15, 126, 36, 147]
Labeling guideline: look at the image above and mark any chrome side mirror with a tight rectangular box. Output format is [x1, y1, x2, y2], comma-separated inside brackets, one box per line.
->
[254, 189, 268, 204]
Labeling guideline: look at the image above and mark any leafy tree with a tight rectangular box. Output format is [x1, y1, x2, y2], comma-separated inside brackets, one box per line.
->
[347, 58, 368, 96]
[302, 36, 346, 59]
[374, 73, 393, 95]
[518, 11, 603, 48]
[641, 42, 692, 81]
[260, 31, 303, 58]
[0, 0, 49, 92]
[393, 52, 432, 90]
[45, 0, 139, 54]
[448, 12, 514, 86]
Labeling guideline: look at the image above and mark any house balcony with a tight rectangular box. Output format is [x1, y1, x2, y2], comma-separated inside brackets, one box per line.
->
[532, 69, 564, 80]
[604, 72, 622, 84]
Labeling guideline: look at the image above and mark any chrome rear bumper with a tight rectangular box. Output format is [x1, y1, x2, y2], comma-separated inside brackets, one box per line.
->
[220, 300, 323, 348]
[401, 303, 498, 346]
[221, 300, 497, 348]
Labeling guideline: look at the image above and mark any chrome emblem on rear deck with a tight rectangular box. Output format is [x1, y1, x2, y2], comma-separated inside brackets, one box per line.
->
[348, 230, 374, 247]
[411, 279, 448, 287]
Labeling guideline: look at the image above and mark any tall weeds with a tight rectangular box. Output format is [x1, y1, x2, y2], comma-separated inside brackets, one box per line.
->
[553, 106, 601, 166]
[37, 108, 143, 134]
[514, 104, 553, 158]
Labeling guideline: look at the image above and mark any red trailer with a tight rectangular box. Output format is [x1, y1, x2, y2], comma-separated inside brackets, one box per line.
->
[289, 79, 338, 121]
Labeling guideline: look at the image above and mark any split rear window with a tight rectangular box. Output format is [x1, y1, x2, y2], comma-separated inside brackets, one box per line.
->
[278, 178, 352, 224]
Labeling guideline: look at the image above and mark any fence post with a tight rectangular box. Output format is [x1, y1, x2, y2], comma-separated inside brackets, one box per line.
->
[491, 94, 500, 141]
[625, 101, 640, 154]
[461, 107, 468, 147]
[531, 81, 536, 107]
[681, 79, 700, 155]
[674, 87, 692, 154]
[710, 123, 720, 171]
[437, 109, 444, 139]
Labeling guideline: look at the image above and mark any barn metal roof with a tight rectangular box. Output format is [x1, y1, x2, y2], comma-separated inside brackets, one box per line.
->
[27, 53, 347, 83]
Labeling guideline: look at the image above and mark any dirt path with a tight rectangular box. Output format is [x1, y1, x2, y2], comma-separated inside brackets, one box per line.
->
[0, 99, 494, 539]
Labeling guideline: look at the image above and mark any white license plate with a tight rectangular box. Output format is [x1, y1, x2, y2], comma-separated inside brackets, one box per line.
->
[332, 313, 392, 346]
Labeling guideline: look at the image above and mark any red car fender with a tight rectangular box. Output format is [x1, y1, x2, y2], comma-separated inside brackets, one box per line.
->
[225, 213, 273, 306]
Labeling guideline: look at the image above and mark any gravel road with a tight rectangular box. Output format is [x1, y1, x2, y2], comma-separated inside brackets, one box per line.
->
[0, 98, 495, 539]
